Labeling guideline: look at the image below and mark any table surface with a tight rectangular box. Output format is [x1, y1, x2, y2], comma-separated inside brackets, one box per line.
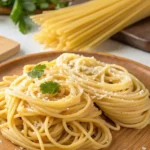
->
[0, 16, 150, 67]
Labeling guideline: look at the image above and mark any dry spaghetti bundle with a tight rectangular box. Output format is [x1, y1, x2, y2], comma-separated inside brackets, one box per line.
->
[31, 0, 150, 51]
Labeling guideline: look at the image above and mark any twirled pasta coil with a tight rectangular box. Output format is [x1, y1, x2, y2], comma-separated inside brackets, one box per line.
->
[0, 71, 111, 150]
[55, 53, 150, 129]
[0, 53, 149, 150]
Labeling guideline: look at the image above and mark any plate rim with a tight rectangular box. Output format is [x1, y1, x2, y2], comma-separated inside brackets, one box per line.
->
[0, 51, 150, 150]
[0, 51, 150, 71]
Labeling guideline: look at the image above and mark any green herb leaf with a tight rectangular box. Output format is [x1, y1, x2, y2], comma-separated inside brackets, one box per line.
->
[50, 0, 69, 9]
[40, 81, 60, 94]
[22, 0, 36, 12]
[39, 2, 49, 9]
[10, 0, 22, 24]
[27, 64, 46, 78]
[33, 64, 46, 71]
[18, 16, 32, 34]
[50, 0, 59, 5]
[2, 0, 69, 34]
[0, 0, 14, 6]
[28, 70, 44, 78]
[56, 1, 69, 9]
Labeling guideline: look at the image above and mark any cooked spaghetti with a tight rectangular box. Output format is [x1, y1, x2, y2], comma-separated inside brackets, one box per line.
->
[0, 53, 150, 150]
[31, 0, 150, 51]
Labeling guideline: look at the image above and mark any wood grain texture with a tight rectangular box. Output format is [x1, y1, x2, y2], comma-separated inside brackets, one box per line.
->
[0, 36, 20, 62]
[0, 51, 150, 150]
[0, 5, 55, 15]
[0, 7, 11, 15]
[113, 17, 150, 52]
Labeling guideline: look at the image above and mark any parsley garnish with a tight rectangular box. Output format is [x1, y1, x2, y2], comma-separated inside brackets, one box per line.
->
[0, 0, 69, 34]
[40, 81, 60, 94]
[28, 64, 46, 78]
[33, 64, 46, 71]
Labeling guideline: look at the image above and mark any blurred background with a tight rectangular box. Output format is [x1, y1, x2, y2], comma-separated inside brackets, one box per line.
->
[0, 0, 150, 66]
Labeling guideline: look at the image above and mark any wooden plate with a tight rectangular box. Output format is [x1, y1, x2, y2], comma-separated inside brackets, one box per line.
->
[0, 51, 150, 150]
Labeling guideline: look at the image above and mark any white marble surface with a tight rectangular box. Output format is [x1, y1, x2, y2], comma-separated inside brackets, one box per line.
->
[0, 16, 150, 66]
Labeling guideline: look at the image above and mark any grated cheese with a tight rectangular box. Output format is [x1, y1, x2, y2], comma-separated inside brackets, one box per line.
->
[33, 121, 42, 129]
[142, 146, 147, 150]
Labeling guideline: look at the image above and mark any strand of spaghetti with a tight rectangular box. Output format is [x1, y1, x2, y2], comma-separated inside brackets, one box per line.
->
[83, 0, 150, 49]
[65, 0, 140, 49]
[5, 87, 82, 109]
[0, 53, 149, 150]
[57, 0, 135, 35]
[22, 117, 45, 150]
[32, 0, 121, 24]
[44, 0, 124, 33]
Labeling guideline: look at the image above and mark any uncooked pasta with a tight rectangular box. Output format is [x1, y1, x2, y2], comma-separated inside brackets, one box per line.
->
[31, 0, 150, 51]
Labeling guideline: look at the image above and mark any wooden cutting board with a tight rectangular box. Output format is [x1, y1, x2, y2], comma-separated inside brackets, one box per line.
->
[0, 36, 20, 62]
[113, 17, 150, 52]
[0, 51, 150, 150]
